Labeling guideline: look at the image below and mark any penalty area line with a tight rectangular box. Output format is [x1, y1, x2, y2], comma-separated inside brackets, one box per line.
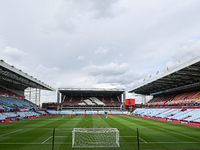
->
[0, 142, 72, 145]
[120, 136, 147, 143]
[42, 136, 52, 144]
[139, 137, 147, 143]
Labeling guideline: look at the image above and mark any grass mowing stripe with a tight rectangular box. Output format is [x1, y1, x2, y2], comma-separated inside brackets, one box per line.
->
[1, 115, 200, 149]
[130, 116, 200, 142]
[0, 129, 23, 137]
[1, 141, 200, 145]
[106, 115, 139, 149]
[158, 127, 200, 142]
[51, 115, 86, 150]
[109, 115, 200, 149]
[119, 115, 200, 139]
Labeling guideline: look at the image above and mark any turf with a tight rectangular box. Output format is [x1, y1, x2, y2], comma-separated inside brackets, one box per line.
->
[0, 115, 200, 150]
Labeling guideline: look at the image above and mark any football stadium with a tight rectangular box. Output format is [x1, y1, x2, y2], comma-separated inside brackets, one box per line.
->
[1, 58, 200, 150]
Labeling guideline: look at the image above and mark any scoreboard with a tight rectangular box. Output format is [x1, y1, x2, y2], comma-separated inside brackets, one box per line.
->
[125, 99, 135, 105]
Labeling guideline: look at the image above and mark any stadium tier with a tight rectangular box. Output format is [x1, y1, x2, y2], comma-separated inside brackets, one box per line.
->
[0, 86, 25, 99]
[43, 89, 125, 111]
[133, 108, 200, 126]
[61, 95, 121, 107]
[135, 89, 200, 126]
[0, 86, 48, 123]
[145, 90, 200, 107]
[47, 110, 128, 115]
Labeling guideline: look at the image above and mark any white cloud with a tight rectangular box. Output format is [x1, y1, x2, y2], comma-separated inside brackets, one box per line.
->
[82, 63, 143, 86]
[77, 55, 85, 60]
[119, 53, 123, 57]
[83, 63, 130, 76]
[95, 47, 109, 54]
[40, 23, 56, 35]
[0, 36, 5, 48]
[1, 0, 200, 105]
[162, 39, 200, 72]
[173, 39, 200, 62]
[33, 65, 60, 81]
[1, 46, 28, 64]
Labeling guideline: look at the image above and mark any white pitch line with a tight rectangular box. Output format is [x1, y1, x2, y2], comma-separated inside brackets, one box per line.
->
[55, 136, 68, 137]
[0, 142, 72, 145]
[0, 142, 199, 145]
[120, 136, 137, 137]
[0, 129, 23, 137]
[139, 137, 147, 143]
[42, 136, 52, 144]
[120, 136, 147, 143]
[148, 142, 200, 143]
[159, 128, 200, 142]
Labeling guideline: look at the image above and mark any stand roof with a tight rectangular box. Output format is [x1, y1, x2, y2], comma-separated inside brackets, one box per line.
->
[129, 57, 200, 95]
[0, 60, 55, 91]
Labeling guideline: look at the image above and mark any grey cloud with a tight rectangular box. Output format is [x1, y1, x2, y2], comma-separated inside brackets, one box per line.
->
[83, 63, 130, 76]
[51, 0, 123, 33]
[1, 0, 200, 104]
[95, 47, 109, 54]
[173, 39, 200, 62]
[82, 63, 144, 85]
[87, 0, 123, 19]
[162, 39, 200, 72]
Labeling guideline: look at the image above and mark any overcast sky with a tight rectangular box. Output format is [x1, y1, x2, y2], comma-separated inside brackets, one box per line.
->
[1, 0, 200, 104]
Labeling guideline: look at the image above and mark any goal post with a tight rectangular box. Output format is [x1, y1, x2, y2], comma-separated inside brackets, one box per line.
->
[72, 128, 120, 147]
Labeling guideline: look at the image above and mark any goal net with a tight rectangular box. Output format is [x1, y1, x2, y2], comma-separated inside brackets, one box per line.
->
[72, 128, 120, 147]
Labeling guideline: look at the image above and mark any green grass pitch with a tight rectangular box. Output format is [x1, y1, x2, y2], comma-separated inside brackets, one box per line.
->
[0, 115, 200, 150]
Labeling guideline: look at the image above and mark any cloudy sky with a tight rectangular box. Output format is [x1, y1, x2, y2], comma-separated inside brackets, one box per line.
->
[1, 0, 200, 104]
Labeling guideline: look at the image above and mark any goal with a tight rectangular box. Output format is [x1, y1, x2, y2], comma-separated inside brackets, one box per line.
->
[72, 128, 120, 147]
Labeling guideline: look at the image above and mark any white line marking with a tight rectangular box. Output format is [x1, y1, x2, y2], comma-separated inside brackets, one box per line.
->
[139, 137, 147, 143]
[120, 136, 147, 143]
[120, 136, 136, 137]
[0, 129, 23, 137]
[0, 141, 199, 145]
[148, 142, 200, 143]
[159, 128, 200, 142]
[0, 142, 72, 145]
[42, 136, 52, 144]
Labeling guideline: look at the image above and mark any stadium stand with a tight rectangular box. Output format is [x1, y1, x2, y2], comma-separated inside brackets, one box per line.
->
[84, 99, 96, 106]
[0, 60, 54, 123]
[129, 57, 200, 126]
[0, 97, 39, 111]
[133, 108, 200, 124]
[61, 95, 122, 107]
[146, 89, 200, 107]
[46, 89, 125, 114]
[89, 97, 105, 106]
